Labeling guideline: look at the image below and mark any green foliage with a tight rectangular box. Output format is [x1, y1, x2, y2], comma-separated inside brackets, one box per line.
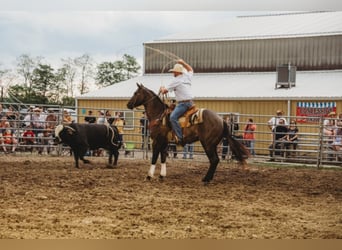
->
[1, 53, 141, 104]
[7, 84, 48, 104]
[96, 54, 141, 88]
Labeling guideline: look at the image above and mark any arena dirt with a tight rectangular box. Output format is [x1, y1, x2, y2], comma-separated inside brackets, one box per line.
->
[0, 156, 341, 239]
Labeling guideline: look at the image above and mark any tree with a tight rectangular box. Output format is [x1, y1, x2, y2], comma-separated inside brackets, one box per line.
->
[96, 54, 141, 88]
[16, 54, 42, 98]
[54, 67, 68, 104]
[122, 54, 141, 79]
[74, 54, 94, 95]
[31, 64, 56, 101]
[60, 57, 77, 97]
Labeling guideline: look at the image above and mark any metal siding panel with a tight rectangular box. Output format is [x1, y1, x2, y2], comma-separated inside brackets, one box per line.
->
[145, 35, 342, 73]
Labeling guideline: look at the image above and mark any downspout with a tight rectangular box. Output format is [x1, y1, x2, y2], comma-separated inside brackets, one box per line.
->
[287, 100, 291, 122]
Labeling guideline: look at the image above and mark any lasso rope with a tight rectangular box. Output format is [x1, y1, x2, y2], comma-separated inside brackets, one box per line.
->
[144, 45, 181, 105]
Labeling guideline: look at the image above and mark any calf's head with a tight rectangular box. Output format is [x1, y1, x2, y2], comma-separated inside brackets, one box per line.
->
[54, 124, 76, 144]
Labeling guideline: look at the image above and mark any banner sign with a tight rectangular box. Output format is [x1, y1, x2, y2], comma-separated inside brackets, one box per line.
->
[296, 102, 337, 123]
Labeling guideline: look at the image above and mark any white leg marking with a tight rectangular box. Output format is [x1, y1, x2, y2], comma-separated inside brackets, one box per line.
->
[160, 163, 166, 177]
[148, 164, 156, 178]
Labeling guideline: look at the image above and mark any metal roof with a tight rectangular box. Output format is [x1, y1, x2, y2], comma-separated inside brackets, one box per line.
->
[77, 70, 342, 101]
[146, 11, 342, 43]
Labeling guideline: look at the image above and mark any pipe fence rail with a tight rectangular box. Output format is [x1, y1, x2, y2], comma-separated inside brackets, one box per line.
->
[0, 102, 341, 168]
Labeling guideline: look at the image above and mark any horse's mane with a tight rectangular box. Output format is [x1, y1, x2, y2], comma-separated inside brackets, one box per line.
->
[142, 85, 169, 109]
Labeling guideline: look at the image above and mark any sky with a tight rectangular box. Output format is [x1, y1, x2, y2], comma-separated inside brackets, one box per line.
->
[0, 0, 340, 71]
[0, 11, 247, 69]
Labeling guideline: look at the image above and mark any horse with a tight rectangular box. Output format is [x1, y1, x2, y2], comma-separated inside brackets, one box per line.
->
[127, 83, 249, 183]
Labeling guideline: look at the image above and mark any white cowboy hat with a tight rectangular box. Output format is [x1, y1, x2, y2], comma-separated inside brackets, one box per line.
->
[168, 63, 184, 73]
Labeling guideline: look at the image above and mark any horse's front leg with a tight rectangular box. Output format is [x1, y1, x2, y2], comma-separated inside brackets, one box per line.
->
[159, 143, 169, 180]
[147, 144, 160, 179]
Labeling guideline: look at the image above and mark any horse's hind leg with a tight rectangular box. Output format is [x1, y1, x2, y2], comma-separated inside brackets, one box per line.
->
[202, 146, 220, 183]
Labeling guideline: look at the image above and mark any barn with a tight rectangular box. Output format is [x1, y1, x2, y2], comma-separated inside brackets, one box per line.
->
[76, 11, 342, 156]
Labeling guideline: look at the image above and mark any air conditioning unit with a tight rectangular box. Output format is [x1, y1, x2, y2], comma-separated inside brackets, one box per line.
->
[275, 64, 296, 89]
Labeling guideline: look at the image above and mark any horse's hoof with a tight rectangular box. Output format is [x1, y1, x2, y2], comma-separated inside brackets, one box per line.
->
[202, 177, 211, 184]
[159, 175, 165, 181]
[145, 176, 152, 181]
[106, 164, 115, 169]
[202, 179, 211, 186]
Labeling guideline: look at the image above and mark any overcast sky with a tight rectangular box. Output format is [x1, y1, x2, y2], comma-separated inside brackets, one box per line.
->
[0, 11, 244, 68]
[0, 0, 340, 70]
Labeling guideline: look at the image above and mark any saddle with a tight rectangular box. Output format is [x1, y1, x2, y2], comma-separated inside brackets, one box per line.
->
[166, 104, 204, 128]
[179, 105, 204, 128]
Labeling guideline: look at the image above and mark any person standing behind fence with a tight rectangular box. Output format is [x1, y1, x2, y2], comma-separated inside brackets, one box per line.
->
[222, 114, 239, 160]
[243, 118, 256, 157]
[84, 110, 96, 124]
[97, 110, 107, 125]
[140, 112, 150, 150]
[332, 120, 342, 160]
[183, 143, 194, 159]
[323, 111, 337, 143]
[285, 120, 299, 156]
[268, 109, 288, 131]
[114, 112, 125, 145]
[268, 118, 288, 161]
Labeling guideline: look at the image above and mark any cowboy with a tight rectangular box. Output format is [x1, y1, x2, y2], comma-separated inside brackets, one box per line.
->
[159, 59, 194, 146]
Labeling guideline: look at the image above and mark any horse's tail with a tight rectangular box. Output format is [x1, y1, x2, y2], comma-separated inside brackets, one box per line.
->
[223, 121, 249, 164]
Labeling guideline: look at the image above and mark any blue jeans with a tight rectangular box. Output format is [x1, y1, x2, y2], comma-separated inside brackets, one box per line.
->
[183, 144, 194, 159]
[170, 101, 193, 140]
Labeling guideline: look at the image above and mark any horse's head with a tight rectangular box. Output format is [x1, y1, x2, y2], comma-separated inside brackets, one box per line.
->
[127, 83, 152, 109]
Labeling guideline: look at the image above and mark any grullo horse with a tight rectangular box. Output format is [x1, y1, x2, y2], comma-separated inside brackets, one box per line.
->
[127, 83, 249, 183]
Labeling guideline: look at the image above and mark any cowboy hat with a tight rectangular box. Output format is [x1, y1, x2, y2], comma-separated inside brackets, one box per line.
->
[168, 63, 184, 73]
[328, 111, 336, 116]
[276, 109, 283, 115]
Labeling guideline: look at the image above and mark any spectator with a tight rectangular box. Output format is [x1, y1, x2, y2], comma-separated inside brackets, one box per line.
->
[31, 108, 45, 137]
[268, 109, 288, 131]
[268, 118, 288, 161]
[323, 111, 337, 143]
[22, 125, 36, 152]
[222, 114, 239, 160]
[332, 120, 342, 160]
[285, 120, 299, 157]
[243, 118, 256, 156]
[168, 140, 178, 159]
[97, 110, 107, 124]
[139, 112, 150, 150]
[183, 143, 194, 159]
[23, 107, 34, 127]
[84, 110, 96, 124]
[45, 110, 57, 130]
[1, 121, 18, 154]
[62, 110, 73, 124]
[105, 110, 114, 125]
[114, 112, 125, 147]
[38, 128, 52, 155]
[5, 106, 18, 127]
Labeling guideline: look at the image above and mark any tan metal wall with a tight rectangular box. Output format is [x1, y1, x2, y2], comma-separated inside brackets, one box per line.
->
[144, 35, 342, 73]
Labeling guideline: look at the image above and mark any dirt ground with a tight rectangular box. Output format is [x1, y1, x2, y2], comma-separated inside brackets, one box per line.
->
[0, 155, 341, 239]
